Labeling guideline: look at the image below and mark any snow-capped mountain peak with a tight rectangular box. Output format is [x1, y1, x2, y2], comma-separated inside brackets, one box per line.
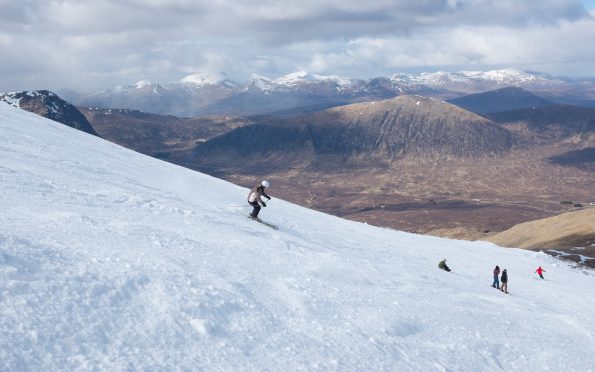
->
[388, 68, 563, 90]
[180, 72, 226, 86]
[459, 68, 539, 83]
[0, 90, 55, 108]
[135, 80, 154, 89]
[249, 73, 274, 89]
[272, 70, 311, 86]
[311, 73, 357, 87]
[76, 67, 592, 117]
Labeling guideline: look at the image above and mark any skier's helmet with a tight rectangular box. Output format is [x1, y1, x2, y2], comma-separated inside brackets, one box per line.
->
[261, 180, 270, 188]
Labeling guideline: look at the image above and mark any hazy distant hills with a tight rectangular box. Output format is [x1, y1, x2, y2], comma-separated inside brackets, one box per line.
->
[448, 87, 553, 115]
[79, 107, 252, 163]
[71, 69, 595, 117]
[486, 104, 595, 140]
[0, 90, 98, 136]
[191, 96, 514, 171]
[483, 104, 595, 171]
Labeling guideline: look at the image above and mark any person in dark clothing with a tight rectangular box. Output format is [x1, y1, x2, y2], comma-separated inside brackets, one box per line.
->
[438, 259, 451, 272]
[492, 266, 500, 289]
[535, 266, 546, 279]
[247, 180, 271, 220]
[500, 269, 508, 294]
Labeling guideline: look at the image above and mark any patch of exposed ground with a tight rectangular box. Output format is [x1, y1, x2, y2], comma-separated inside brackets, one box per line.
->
[485, 209, 595, 268]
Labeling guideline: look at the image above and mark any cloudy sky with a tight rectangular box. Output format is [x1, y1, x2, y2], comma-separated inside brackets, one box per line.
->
[1, 0, 594, 92]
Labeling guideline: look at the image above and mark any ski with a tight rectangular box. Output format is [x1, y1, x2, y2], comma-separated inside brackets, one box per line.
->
[490, 286, 510, 294]
[248, 215, 278, 230]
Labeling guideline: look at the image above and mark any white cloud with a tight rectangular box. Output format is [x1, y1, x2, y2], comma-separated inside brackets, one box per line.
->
[0, 0, 592, 91]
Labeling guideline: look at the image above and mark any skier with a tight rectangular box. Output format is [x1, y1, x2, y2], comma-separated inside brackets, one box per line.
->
[492, 265, 500, 289]
[535, 266, 546, 279]
[438, 258, 451, 272]
[500, 269, 508, 294]
[247, 180, 271, 220]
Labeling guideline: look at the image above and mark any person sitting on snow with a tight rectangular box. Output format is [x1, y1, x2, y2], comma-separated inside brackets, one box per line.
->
[438, 258, 451, 272]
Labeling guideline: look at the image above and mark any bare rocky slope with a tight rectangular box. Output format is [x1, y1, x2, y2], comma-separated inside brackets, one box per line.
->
[0, 90, 98, 136]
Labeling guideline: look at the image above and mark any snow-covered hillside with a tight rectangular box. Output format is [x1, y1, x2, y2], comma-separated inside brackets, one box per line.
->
[388, 68, 552, 86]
[1, 102, 594, 371]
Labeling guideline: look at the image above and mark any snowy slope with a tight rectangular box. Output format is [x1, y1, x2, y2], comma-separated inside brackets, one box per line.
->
[1, 103, 594, 371]
[388, 68, 553, 86]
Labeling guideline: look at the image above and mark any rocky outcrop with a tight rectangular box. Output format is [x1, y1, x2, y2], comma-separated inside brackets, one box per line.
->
[1, 90, 99, 136]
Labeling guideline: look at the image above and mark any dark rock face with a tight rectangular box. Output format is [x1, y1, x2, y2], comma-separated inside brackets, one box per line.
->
[191, 96, 514, 170]
[0, 90, 99, 136]
[448, 87, 552, 115]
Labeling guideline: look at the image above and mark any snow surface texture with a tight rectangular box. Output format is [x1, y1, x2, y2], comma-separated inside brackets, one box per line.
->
[1, 102, 594, 371]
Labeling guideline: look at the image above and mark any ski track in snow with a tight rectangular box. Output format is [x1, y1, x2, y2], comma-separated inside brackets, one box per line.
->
[1, 103, 595, 371]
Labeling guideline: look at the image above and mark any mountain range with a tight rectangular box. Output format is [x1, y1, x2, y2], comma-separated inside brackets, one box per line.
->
[69, 69, 595, 117]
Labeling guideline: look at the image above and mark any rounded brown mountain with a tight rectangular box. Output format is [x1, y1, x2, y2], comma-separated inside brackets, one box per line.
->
[192, 95, 514, 170]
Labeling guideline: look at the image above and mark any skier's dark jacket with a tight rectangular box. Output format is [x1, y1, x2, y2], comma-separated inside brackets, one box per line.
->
[501, 270, 508, 283]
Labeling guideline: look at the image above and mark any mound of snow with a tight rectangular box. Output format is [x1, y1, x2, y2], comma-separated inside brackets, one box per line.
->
[1, 102, 594, 370]
[273, 71, 310, 86]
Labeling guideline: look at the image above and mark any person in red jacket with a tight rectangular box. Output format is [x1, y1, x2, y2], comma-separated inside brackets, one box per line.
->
[535, 266, 546, 279]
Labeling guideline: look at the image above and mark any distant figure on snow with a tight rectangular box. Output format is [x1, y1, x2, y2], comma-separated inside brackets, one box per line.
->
[492, 265, 500, 289]
[535, 266, 546, 279]
[247, 180, 271, 220]
[438, 259, 451, 272]
[500, 269, 508, 294]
